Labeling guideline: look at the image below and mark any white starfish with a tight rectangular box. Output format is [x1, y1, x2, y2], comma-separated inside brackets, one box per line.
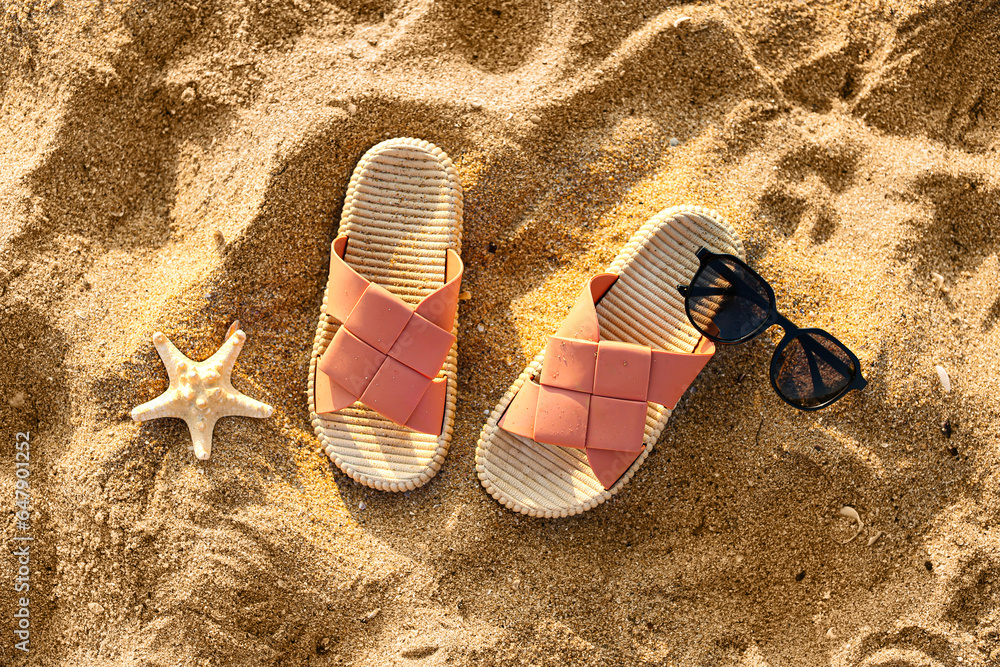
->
[130, 322, 273, 460]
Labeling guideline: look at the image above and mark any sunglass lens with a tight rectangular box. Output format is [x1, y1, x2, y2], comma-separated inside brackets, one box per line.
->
[773, 332, 856, 408]
[687, 257, 771, 342]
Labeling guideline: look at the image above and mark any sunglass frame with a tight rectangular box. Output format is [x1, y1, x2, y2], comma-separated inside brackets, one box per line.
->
[679, 248, 868, 411]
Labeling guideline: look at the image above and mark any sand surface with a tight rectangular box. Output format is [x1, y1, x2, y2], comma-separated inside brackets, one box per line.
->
[2, 0, 1000, 664]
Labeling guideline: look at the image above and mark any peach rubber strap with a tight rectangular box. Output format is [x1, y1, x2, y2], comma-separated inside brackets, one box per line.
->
[498, 274, 715, 489]
[314, 235, 463, 435]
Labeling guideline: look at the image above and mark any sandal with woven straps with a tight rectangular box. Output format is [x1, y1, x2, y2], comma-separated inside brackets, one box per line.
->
[475, 206, 743, 517]
[309, 138, 463, 492]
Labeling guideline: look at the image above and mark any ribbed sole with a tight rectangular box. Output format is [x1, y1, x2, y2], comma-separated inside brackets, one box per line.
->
[308, 138, 463, 492]
[474, 206, 744, 517]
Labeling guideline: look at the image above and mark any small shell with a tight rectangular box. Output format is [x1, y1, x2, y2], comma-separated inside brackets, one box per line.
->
[838, 505, 863, 544]
[839, 505, 861, 524]
[931, 272, 945, 290]
[673, 16, 691, 27]
[867, 530, 883, 547]
[935, 365, 951, 392]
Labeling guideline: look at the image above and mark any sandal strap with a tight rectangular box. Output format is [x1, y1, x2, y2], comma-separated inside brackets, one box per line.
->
[314, 235, 462, 435]
[498, 274, 713, 488]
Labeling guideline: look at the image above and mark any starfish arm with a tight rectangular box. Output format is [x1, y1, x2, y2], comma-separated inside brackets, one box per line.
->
[131, 391, 185, 423]
[186, 416, 218, 461]
[151, 332, 194, 384]
[217, 387, 274, 419]
[205, 329, 247, 382]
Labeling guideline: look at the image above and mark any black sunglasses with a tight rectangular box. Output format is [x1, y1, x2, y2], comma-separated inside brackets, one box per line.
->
[677, 248, 867, 410]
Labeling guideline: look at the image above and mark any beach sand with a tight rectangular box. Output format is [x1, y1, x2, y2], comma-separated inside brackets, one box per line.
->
[2, 0, 1000, 664]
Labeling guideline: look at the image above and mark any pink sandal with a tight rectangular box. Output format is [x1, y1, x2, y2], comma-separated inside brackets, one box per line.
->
[309, 138, 463, 492]
[475, 206, 744, 517]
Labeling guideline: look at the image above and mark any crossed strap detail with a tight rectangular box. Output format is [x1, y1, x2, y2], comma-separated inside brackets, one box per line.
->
[314, 235, 463, 435]
[498, 274, 715, 489]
